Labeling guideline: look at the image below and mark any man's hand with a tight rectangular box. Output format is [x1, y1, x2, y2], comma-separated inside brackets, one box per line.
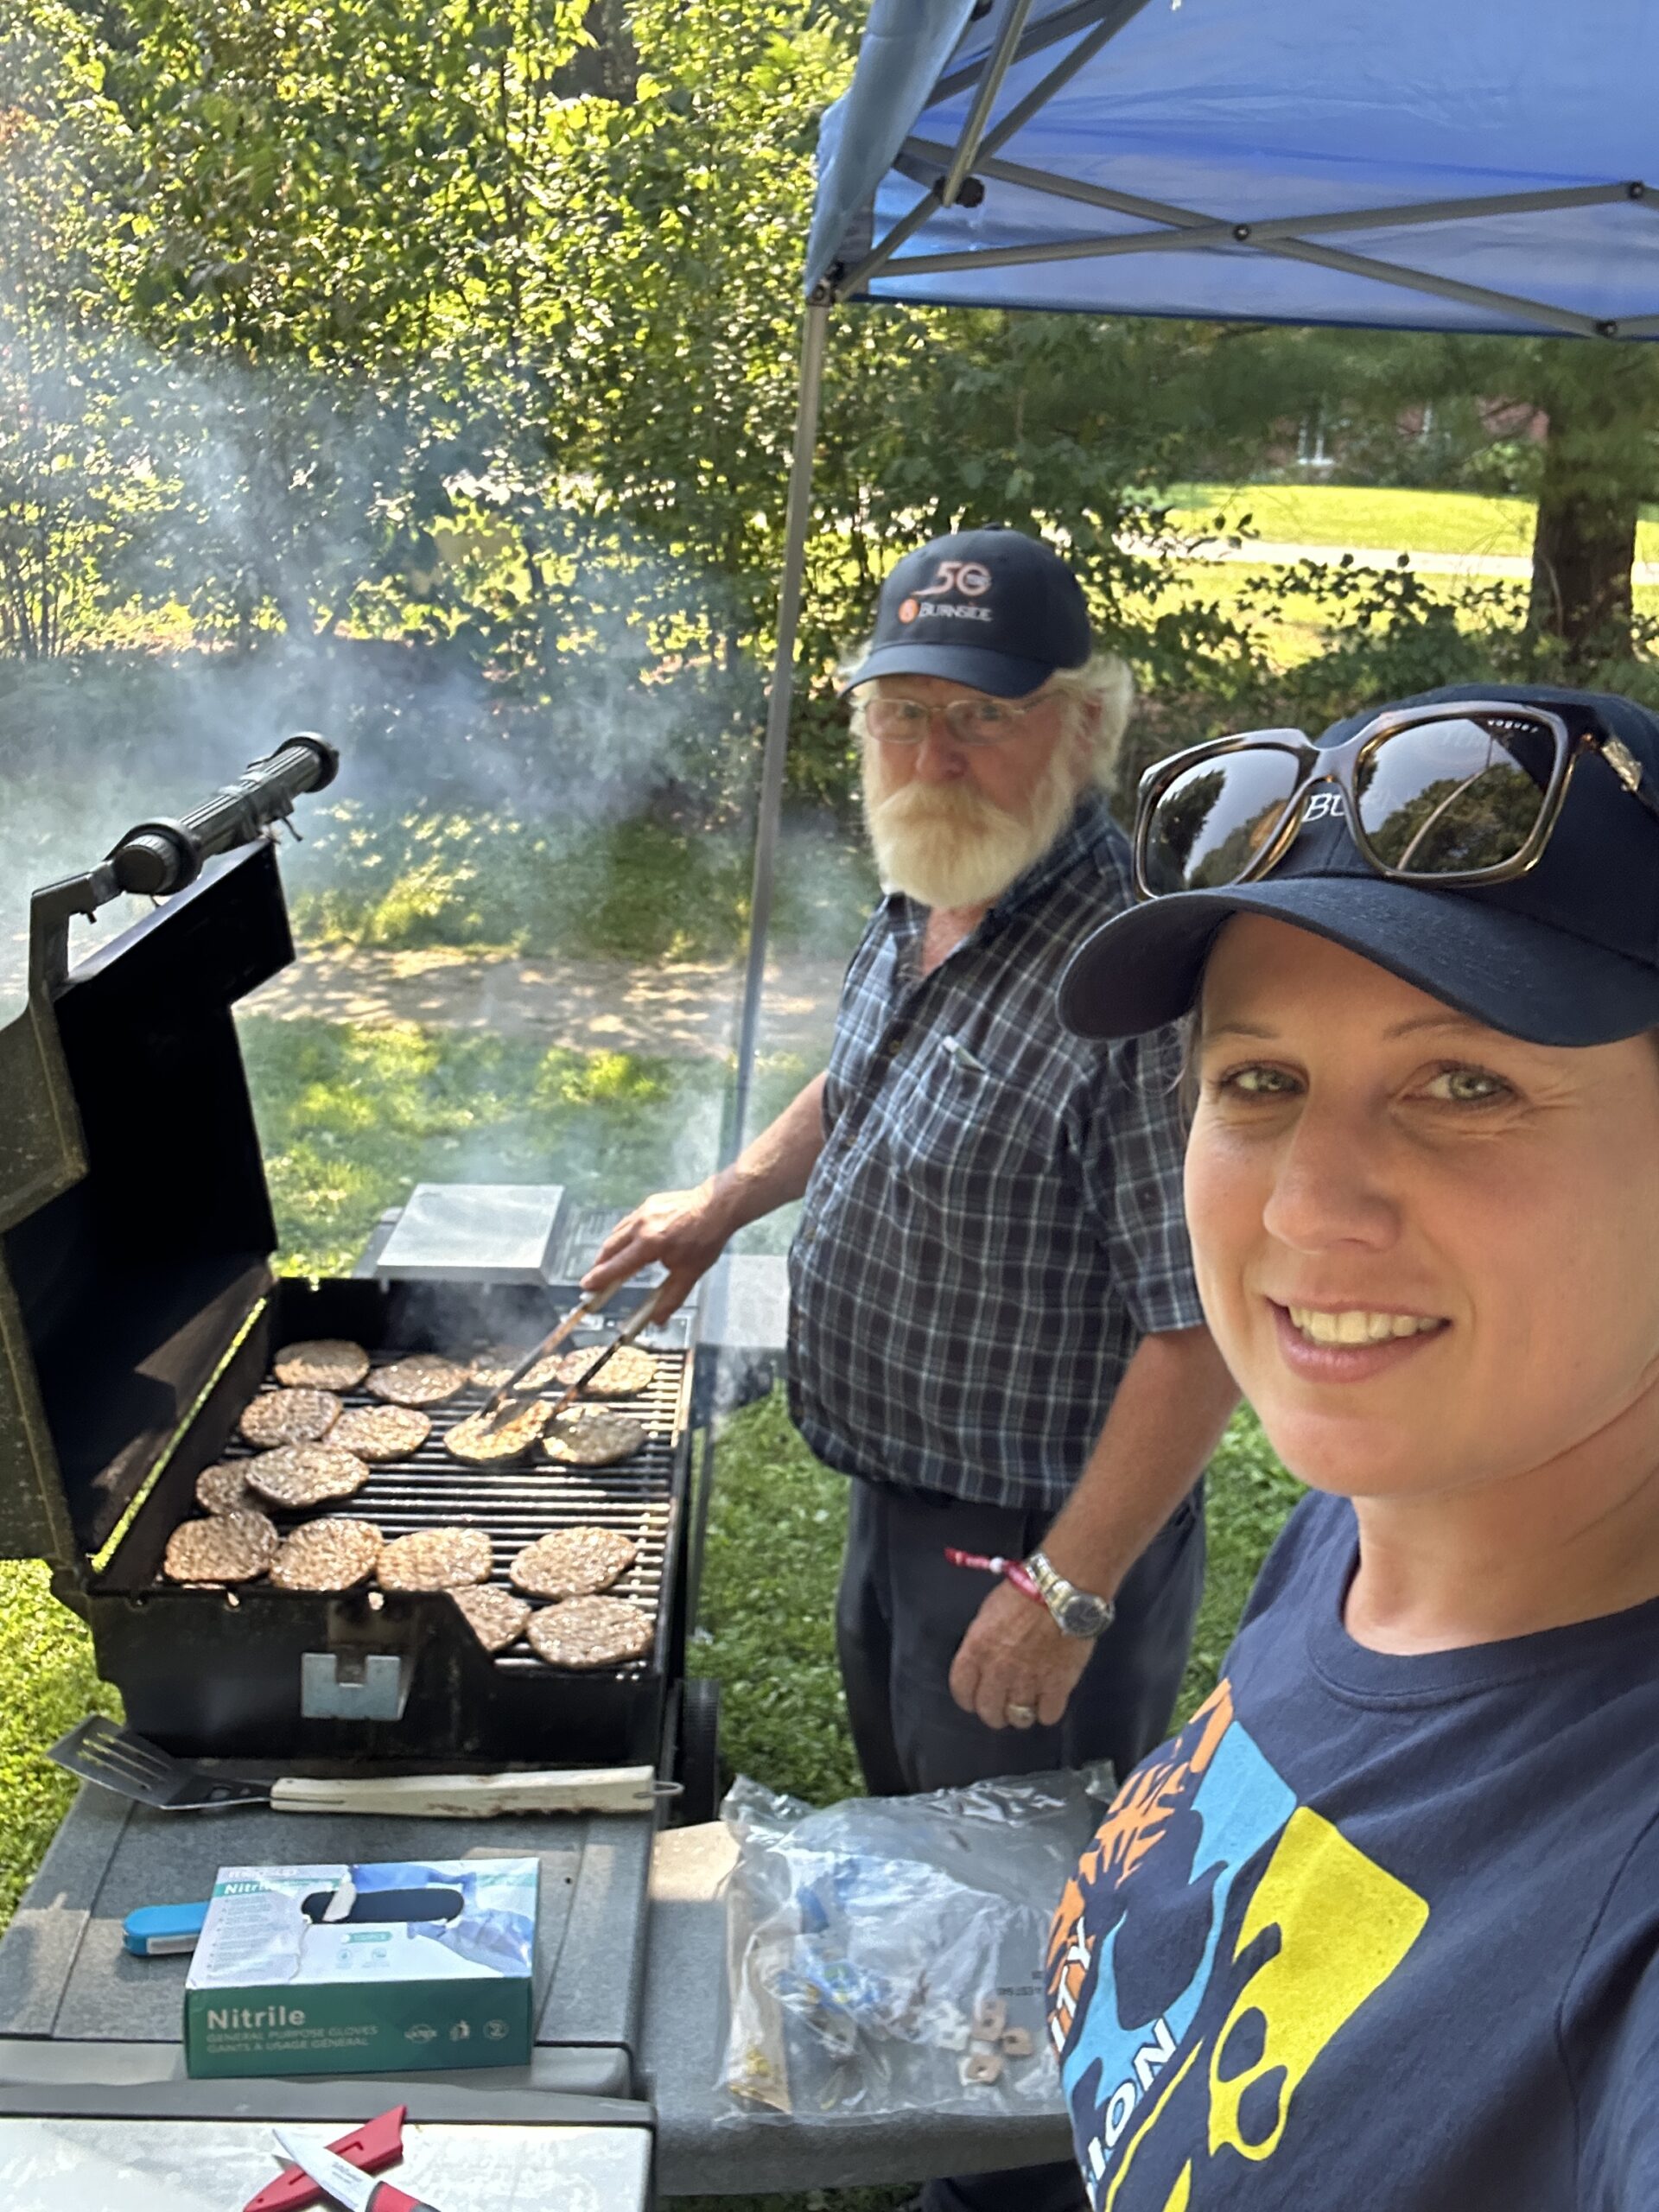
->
[582, 1183, 732, 1316]
[948, 1580, 1095, 1731]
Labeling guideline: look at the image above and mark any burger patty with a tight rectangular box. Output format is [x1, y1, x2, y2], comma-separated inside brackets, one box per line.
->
[245, 1442, 371, 1509]
[164, 1510, 279, 1584]
[195, 1462, 257, 1516]
[330, 1404, 433, 1462]
[526, 1596, 653, 1669]
[540, 1409, 648, 1467]
[445, 1403, 549, 1465]
[450, 1585, 532, 1653]
[509, 1525, 638, 1599]
[469, 1344, 529, 1393]
[273, 1338, 371, 1392]
[546, 1344, 658, 1399]
[376, 1526, 493, 1592]
[238, 1388, 341, 1449]
[270, 1517, 385, 1592]
[365, 1353, 470, 1407]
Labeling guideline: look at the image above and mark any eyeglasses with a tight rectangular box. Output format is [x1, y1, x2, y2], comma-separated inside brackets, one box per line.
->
[1133, 700, 1659, 899]
[858, 690, 1052, 748]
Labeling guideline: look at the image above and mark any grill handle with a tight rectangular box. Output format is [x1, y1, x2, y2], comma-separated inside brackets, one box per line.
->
[268, 1766, 659, 1818]
[109, 733, 340, 897]
[29, 734, 340, 996]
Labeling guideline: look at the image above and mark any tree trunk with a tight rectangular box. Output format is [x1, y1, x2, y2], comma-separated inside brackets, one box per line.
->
[1528, 396, 1638, 672]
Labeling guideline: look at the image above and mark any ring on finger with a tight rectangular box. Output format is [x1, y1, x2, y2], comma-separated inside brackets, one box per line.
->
[1006, 1701, 1038, 1728]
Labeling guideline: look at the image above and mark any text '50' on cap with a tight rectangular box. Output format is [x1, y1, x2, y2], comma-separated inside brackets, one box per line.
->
[842, 527, 1091, 700]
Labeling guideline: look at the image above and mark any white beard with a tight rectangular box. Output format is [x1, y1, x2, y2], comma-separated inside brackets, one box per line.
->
[861, 738, 1086, 910]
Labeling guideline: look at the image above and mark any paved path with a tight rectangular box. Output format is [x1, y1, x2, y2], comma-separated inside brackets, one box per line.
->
[242, 943, 846, 1062]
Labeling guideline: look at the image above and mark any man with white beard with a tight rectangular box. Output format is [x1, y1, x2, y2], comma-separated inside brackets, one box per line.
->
[590, 534, 1236, 2205]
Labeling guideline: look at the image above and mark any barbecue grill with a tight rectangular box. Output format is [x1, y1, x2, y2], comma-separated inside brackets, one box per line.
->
[0, 742, 705, 1771]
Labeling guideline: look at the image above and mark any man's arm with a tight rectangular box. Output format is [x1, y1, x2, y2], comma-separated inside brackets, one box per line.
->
[581, 1072, 829, 1313]
[948, 1323, 1238, 1730]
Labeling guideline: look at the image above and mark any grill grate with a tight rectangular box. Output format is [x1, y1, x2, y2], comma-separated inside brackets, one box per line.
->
[193, 1336, 690, 1675]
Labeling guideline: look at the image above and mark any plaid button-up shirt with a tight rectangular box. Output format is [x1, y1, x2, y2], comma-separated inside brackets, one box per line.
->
[786, 791, 1202, 1513]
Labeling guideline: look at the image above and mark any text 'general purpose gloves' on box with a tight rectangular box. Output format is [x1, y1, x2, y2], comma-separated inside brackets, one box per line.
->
[184, 1859, 537, 2078]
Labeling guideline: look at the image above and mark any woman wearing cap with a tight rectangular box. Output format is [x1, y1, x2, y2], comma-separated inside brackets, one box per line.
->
[1046, 683, 1659, 2210]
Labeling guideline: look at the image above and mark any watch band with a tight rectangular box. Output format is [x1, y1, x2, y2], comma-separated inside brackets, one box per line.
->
[1025, 1549, 1115, 1636]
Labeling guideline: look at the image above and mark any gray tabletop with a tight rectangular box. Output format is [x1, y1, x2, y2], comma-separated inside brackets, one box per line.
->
[641, 1825, 1071, 2197]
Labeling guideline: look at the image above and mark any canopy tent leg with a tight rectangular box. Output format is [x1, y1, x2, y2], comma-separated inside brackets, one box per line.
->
[726, 298, 831, 1161]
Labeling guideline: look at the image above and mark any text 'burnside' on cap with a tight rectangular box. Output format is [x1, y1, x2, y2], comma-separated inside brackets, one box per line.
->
[842, 527, 1091, 700]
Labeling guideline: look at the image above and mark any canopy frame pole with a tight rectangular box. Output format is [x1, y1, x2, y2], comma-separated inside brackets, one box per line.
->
[928, 0, 1122, 105]
[972, 0, 1154, 163]
[939, 0, 1036, 207]
[728, 298, 830, 1162]
[889, 140, 1626, 337]
[841, 0, 1150, 297]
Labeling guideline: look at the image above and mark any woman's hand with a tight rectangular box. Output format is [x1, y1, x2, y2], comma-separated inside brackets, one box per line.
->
[582, 1182, 735, 1317]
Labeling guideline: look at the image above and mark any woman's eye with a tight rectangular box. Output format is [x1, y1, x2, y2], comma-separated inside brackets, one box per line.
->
[1217, 1064, 1299, 1097]
[1421, 1065, 1510, 1103]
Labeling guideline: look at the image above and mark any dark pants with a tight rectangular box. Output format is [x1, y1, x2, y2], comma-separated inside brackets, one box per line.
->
[835, 1480, 1206, 2212]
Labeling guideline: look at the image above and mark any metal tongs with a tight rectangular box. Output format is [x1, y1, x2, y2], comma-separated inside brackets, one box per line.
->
[474, 1276, 669, 1440]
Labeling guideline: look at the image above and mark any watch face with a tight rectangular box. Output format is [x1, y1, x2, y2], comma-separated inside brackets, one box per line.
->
[1057, 1591, 1113, 1638]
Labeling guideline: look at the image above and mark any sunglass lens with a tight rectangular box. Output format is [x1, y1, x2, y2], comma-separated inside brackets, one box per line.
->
[1357, 714, 1557, 876]
[1144, 750, 1303, 893]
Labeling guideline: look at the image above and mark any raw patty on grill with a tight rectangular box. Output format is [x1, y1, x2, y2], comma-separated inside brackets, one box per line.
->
[526, 1596, 653, 1669]
[164, 1510, 279, 1584]
[540, 1408, 648, 1467]
[546, 1344, 658, 1399]
[195, 1461, 257, 1516]
[273, 1338, 371, 1392]
[330, 1404, 432, 1462]
[445, 1402, 550, 1465]
[509, 1526, 639, 1599]
[365, 1353, 470, 1407]
[376, 1526, 493, 1591]
[238, 1388, 341, 1448]
[245, 1442, 370, 1509]
[450, 1585, 531, 1652]
[270, 1517, 385, 1592]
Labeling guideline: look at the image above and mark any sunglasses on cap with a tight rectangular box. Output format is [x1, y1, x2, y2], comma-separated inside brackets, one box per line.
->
[1133, 699, 1659, 900]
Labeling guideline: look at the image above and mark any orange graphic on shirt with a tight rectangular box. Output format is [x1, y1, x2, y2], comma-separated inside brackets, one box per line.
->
[1047, 1682, 1235, 2019]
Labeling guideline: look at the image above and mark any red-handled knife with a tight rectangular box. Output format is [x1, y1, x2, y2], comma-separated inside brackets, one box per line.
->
[271, 2129, 447, 2212]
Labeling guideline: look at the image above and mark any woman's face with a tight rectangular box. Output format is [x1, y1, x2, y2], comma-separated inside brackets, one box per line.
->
[1187, 916, 1659, 1501]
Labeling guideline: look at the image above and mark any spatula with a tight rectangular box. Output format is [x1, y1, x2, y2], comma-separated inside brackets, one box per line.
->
[50, 1716, 658, 1816]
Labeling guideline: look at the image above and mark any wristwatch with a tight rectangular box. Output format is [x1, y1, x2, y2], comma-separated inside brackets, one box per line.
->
[1024, 1550, 1116, 1639]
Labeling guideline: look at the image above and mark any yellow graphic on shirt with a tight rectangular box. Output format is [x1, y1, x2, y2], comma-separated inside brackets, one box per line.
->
[1207, 1806, 1429, 2164]
[1054, 1692, 1430, 2208]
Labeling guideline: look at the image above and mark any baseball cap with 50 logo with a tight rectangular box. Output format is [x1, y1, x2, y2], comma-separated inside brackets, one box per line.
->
[842, 526, 1091, 700]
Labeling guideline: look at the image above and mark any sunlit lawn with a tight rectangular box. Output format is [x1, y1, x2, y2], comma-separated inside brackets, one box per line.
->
[1164, 480, 1659, 566]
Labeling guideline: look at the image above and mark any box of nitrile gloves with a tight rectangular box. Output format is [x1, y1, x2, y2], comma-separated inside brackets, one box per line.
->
[183, 1859, 537, 2077]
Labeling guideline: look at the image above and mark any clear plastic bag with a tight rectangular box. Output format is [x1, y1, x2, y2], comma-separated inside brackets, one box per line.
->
[717, 1766, 1109, 2122]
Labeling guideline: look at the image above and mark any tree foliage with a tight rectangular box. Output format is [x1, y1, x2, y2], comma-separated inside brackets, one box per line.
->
[4, 0, 1657, 793]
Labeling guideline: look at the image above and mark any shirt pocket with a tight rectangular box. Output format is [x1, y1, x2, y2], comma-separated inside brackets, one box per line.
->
[880, 1034, 1061, 1218]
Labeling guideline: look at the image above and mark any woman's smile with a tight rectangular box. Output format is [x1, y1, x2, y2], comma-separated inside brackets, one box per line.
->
[1269, 1299, 1448, 1382]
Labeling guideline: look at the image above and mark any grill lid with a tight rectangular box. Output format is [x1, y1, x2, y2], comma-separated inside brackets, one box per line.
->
[0, 803, 315, 1567]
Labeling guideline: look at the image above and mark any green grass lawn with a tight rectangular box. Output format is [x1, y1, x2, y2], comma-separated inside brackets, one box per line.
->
[1166, 480, 1659, 564]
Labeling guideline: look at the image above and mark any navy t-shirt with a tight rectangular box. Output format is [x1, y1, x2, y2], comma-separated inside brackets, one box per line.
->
[1047, 1490, 1659, 2210]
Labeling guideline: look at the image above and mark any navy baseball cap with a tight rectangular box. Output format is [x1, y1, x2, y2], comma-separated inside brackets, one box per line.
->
[1059, 683, 1659, 1048]
[842, 527, 1091, 698]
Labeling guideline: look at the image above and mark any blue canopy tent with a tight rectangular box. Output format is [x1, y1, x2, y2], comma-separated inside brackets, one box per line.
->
[729, 0, 1659, 1138]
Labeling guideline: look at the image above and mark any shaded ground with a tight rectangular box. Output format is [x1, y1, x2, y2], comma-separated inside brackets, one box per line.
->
[245, 943, 846, 1058]
[0, 928, 848, 1064]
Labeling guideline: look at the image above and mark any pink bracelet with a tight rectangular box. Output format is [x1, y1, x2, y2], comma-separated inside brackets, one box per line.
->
[944, 1546, 1043, 1604]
